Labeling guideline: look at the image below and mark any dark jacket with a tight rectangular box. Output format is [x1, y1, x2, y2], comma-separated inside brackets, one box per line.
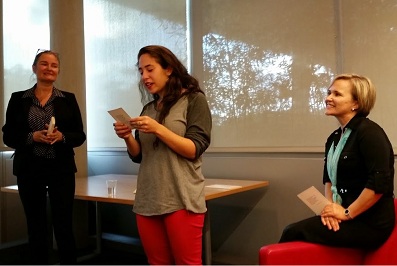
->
[323, 115, 394, 229]
[2, 88, 86, 176]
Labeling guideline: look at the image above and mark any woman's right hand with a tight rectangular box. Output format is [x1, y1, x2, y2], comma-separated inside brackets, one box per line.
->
[114, 121, 141, 157]
[321, 215, 341, 231]
[321, 203, 343, 231]
[113, 122, 132, 139]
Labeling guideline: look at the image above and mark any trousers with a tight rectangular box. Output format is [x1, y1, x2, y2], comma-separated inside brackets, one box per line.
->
[17, 173, 76, 265]
[279, 215, 393, 249]
[136, 209, 205, 265]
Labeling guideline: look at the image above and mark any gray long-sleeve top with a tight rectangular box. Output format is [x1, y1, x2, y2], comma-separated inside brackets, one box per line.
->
[130, 92, 212, 215]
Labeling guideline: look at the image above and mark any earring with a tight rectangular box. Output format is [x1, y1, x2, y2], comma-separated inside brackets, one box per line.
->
[351, 108, 355, 111]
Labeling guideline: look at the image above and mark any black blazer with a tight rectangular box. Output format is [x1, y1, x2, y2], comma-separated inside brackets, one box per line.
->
[2, 88, 86, 176]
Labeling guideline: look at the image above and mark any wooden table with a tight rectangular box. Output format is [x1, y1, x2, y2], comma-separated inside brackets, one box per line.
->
[2, 174, 269, 264]
[74, 174, 268, 202]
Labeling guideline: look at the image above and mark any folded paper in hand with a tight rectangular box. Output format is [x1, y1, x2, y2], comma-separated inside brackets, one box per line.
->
[297, 186, 330, 215]
[108, 108, 132, 129]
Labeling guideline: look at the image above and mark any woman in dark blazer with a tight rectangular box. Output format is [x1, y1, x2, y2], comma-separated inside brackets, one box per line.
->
[2, 50, 86, 265]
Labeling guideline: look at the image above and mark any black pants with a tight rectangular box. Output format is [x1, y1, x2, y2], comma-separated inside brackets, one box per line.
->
[17, 173, 76, 265]
[279, 215, 393, 250]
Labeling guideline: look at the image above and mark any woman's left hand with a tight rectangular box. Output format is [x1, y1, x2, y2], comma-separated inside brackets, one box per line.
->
[130, 116, 160, 133]
[46, 127, 63, 145]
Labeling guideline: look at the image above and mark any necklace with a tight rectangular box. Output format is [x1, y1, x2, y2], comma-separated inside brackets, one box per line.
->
[35, 88, 53, 106]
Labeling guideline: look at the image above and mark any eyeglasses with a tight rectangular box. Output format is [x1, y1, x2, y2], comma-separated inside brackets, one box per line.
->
[34, 49, 60, 65]
[35, 49, 60, 58]
[36, 48, 51, 54]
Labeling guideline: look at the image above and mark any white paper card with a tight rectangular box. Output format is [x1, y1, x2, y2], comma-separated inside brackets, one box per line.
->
[205, 184, 242, 190]
[108, 108, 132, 129]
[297, 186, 330, 215]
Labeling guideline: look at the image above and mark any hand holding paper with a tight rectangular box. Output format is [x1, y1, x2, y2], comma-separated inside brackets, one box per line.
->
[108, 108, 132, 129]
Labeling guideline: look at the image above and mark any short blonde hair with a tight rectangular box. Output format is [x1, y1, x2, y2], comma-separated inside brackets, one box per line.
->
[330, 74, 376, 117]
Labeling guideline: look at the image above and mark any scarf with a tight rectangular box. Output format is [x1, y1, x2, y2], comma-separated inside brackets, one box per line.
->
[326, 127, 352, 205]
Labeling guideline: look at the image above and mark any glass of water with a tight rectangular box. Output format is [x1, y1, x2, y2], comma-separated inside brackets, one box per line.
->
[106, 179, 117, 198]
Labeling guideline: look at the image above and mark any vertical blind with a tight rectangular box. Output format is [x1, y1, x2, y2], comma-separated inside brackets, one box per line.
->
[84, 0, 187, 149]
[2, 0, 50, 136]
[3, 0, 397, 152]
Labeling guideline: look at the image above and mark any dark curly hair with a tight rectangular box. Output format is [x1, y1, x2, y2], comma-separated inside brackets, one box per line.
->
[136, 45, 204, 125]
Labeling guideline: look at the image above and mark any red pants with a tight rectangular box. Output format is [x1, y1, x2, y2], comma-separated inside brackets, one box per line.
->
[136, 209, 205, 265]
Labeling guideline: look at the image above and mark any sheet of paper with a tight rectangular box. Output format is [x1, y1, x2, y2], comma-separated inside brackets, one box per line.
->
[205, 184, 242, 190]
[297, 186, 330, 215]
[108, 108, 132, 129]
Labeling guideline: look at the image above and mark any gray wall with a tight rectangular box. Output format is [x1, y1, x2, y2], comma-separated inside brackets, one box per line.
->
[0, 152, 27, 244]
[0, 151, 89, 250]
[2, 150, 397, 264]
[89, 150, 390, 264]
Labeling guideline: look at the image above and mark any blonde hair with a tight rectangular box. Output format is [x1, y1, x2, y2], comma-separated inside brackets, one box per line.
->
[330, 74, 376, 117]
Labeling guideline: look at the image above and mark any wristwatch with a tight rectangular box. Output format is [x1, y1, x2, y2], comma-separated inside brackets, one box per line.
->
[344, 209, 353, 219]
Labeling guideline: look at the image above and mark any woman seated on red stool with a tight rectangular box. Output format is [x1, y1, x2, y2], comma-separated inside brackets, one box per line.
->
[279, 74, 395, 250]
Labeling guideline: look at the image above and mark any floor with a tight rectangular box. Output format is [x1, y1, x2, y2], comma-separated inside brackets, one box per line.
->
[0, 239, 231, 265]
[0, 241, 148, 265]
[78, 248, 148, 265]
